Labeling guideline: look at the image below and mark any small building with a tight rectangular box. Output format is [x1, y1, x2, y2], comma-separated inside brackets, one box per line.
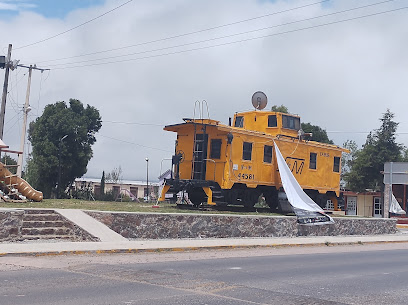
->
[383, 162, 408, 218]
[74, 178, 159, 200]
[342, 191, 383, 217]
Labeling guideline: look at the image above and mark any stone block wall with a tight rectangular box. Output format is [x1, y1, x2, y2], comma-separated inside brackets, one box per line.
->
[0, 209, 24, 242]
[87, 211, 398, 239]
[87, 212, 298, 239]
[298, 218, 397, 236]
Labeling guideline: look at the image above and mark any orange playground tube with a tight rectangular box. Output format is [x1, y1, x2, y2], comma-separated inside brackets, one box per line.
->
[0, 162, 43, 201]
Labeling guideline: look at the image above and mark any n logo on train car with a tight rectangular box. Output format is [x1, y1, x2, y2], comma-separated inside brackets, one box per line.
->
[285, 157, 305, 175]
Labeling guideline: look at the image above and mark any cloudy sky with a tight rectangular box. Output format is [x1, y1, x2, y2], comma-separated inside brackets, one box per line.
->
[0, 0, 407, 181]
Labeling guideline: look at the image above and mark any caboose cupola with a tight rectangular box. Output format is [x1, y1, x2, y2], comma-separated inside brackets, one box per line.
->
[233, 111, 301, 138]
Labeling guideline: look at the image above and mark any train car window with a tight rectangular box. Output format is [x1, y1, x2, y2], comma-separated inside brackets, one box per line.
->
[309, 152, 317, 169]
[264, 145, 273, 163]
[282, 115, 300, 130]
[268, 115, 277, 127]
[210, 139, 222, 159]
[242, 142, 253, 160]
[235, 116, 244, 127]
[333, 156, 340, 172]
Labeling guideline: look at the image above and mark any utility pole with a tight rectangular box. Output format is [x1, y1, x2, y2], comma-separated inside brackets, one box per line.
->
[0, 44, 49, 174]
[146, 157, 149, 202]
[16, 65, 33, 177]
[0, 44, 13, 140]
[57, 135, 68, 198]
[14, 64, 49, 177]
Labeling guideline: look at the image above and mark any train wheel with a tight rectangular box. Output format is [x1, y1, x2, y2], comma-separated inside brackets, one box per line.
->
[188, 188, 206, 207]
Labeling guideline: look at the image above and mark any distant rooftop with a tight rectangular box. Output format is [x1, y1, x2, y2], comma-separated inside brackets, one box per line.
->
[76, 177, 160, 186]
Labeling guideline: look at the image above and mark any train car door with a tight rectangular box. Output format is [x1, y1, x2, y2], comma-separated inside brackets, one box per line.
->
[192, 133, 208, 180]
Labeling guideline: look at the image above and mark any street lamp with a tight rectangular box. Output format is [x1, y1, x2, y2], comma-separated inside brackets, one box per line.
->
[145, 157, 149, 202]
[57, 135, 68, 199]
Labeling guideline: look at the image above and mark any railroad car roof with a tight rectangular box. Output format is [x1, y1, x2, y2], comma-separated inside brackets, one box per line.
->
[163, 119, 349, 153]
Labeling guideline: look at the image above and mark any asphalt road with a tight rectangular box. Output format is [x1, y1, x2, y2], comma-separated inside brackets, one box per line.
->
[1, 243, 408, 305]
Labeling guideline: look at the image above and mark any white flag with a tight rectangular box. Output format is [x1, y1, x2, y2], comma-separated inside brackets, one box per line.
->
[390, 193, 405, 215]
[274, 142, 334, 225]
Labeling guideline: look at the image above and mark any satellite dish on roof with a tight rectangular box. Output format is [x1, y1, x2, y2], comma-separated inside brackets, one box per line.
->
[251, 91, 267, 110]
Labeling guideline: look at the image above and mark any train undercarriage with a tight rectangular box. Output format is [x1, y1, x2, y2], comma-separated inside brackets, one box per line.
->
[160, 178, 341, 213]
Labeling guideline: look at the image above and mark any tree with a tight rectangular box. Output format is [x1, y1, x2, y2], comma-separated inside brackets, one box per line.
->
[271, 104, 334, 144]
[344, 109, 404, 192]
[271, 105, 288, 113]
[301, 122, 334, 144]
[106, 166, 122, 184]
[100, 171, 106, 196]
[340, 140, 358, 187]
[0, 155, 17, 175]
[26, 99, 102, 198]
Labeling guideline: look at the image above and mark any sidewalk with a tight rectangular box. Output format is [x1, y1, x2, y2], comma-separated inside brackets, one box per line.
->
[1, 232, 408, 257]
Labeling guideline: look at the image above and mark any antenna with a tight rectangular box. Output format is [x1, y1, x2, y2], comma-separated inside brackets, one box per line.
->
[251, 91, 267, 110]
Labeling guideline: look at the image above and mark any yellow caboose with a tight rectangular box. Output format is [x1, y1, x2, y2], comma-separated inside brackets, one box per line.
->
[160, 93, 348, 211]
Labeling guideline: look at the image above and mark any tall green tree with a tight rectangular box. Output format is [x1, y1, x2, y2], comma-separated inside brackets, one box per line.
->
[26, 99, 102, 198]
[100, 171, 106, 197]
[301, 122, 334, 144]
[340, 139, 358, 187]
[344, 109, 404, 192]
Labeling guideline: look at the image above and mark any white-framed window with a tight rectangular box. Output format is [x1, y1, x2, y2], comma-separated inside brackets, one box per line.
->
[325, 199, 334, 210]
[374, 197, 382, 217]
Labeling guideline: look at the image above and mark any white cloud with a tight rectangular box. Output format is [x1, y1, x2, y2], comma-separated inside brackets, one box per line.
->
[0, 1, 35, 11]
[1, 0, 408, 181]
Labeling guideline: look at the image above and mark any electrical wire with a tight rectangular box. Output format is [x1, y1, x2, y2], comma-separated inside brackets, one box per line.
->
[102, 120, 163, 127]
[35, 71, 45, 118]
[98, 134, 173, 153]
[32, 0, 332, 64]
[14, 0, 134, 50]
[327, 131, 408, 134]
[4, 110, 22, 136]
[6, 72, 26, 116]
[48, 6, 408, 70]
[99, 120, 408, 136]
[42, 0, 398, 68]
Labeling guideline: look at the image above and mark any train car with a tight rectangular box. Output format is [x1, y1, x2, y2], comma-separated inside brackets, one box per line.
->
[160, 92, 348, 211]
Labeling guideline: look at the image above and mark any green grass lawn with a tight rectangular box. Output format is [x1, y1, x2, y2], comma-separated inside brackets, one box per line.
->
[0, 199, 282, 216]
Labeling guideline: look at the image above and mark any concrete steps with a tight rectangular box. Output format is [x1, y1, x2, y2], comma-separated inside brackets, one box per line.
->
[22, 210, 78, 240]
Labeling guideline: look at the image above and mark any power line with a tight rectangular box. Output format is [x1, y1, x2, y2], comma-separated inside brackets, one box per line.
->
[43, 0, 399, 68]
[328, 131, 408, 134]
[103, 120, 163, 127]
[14, 0, 134, 50]
[98, 134, 172, 153]
[102, 120, 408, 135]
[33, 0, 331, 64]
[50, 6, 408, 70]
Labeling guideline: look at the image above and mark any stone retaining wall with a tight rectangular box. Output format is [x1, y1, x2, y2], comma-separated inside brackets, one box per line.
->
[298, 218, 397, 236]
[1, 210, 398, 242]
[0, 209, 24, 242]
[87, 211, 398, 239]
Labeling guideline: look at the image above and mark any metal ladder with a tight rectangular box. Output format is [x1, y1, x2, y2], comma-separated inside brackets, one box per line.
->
[191, 101, 210, 180]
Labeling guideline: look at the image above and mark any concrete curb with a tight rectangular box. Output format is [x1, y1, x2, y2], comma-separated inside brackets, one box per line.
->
[1, 234, 408, 257]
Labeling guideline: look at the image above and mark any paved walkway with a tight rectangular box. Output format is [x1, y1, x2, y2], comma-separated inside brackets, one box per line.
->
[56, 209, 127, 242]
